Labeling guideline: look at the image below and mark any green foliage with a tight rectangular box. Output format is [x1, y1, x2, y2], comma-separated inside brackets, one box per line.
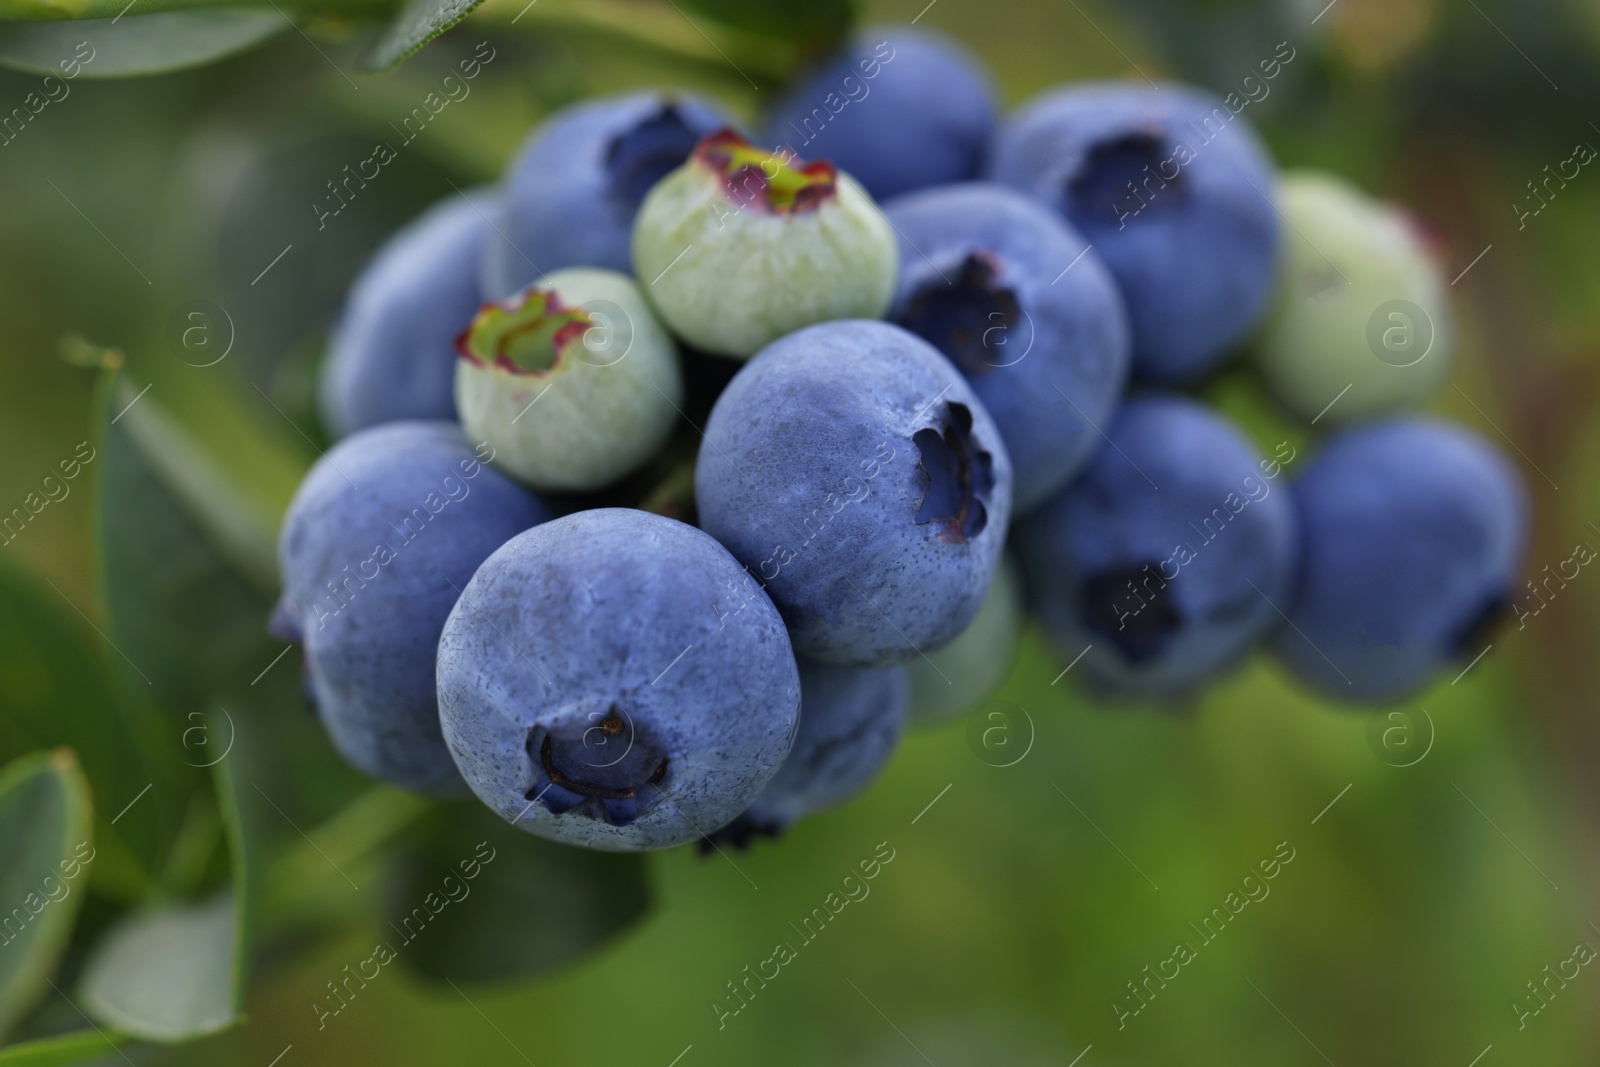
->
[0, 1030, 122, 1067]
[0, 0, 850, 78]
[383, 801, 653, 984]
[185, 134, 468, 382]
[77, 893, 237, 1041]
[0, 557, 184, 903]
[212, 759, 255, 1016]
[0, 1, 1596, 1064]
[0, 11, 286, 78]
[0, 751, 93, 1041]
[95, 368, 280, 709]
[0, 0, 388, 21]
[79, 339, 662, 1021]
[676, 0, 854, 55]
[363, 0, 482, 73]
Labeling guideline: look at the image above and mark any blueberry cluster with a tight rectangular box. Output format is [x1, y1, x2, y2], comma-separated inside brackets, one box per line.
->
[285, 26, 1530, 853]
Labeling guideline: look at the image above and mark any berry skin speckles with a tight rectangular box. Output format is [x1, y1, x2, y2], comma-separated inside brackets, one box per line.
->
[436, 508, 801, 851]
[706, 657, 908, 848]
[883, 182, 1131, 512]
[272, 421, 551, 795]
[695, 320, 1012, 666]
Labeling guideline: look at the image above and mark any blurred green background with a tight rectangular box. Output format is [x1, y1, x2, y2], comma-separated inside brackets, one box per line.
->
[3, 0, 1600, 1063]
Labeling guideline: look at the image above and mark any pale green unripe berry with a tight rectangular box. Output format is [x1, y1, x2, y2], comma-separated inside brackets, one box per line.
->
[455, 268, 682, 491]
[907, 554, 1023, 726]
[1253, 171, 1453, 426]
[631, 130, 898, 358]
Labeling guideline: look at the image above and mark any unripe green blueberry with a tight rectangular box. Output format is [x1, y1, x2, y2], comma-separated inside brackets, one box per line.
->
[631, 130, 898, 358]
[455, 267, 682, 491]
[906, 553, 1023, 726]
[1252, 171, 1453, 426]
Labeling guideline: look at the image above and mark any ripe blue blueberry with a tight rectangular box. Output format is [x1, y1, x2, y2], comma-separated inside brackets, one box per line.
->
[695, 320, 1013, 666]
[765, 25, 997, 201]
[436, 508, 801, 851]
[988, 82, 1280, 383]
[271, 421, 550, 794]
[318, 193, 490, 438]
[632, 130, 898, 358]
[709, 658, 908, 847]
[483, 91, 732, 299]
[1014, 395, 1299, 699]
[883, 182, 1130, 511]
[1272, 418, 1527, 703]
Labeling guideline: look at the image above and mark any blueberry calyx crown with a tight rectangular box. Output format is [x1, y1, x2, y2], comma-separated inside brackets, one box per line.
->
[693, 129, 837, 214]
[1080, 562, 1184, 664]
[896, 252, 1020, 377]
[524, 707, 668, 826]
[1067, 126, 1187, 226]
[604, 100, 704, 211]
[456, 287, 593, 376]
[913, 401, 995, 544]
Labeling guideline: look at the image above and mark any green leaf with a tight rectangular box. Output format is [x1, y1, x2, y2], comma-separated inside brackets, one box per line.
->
[0, 751, 93, 1041]
[362, 0, 482, 73]
[211, 764, 248, 1016]
[676, 0, 854, 53]
[0, 11, 287, 79]
[78, 893, 236, 1042]
[209, 749, 261, 1017]
[199, 685, 385, 936]
[177, 136, 472, 384]
[0, 561, 182, 903]
[0, 0, 388, 22]
[95, 367, 282, 710]
[106, 373, 278, 594]
[0, 1029, 122, 1067]
[497, 0, 798, 85]
[383, 801, 652, 984]
[263, 785, 429, 925]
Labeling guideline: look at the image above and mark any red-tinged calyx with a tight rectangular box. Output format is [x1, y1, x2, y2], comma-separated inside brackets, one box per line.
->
[456, 288, 593, 375]
[693, 128, 837, 214]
